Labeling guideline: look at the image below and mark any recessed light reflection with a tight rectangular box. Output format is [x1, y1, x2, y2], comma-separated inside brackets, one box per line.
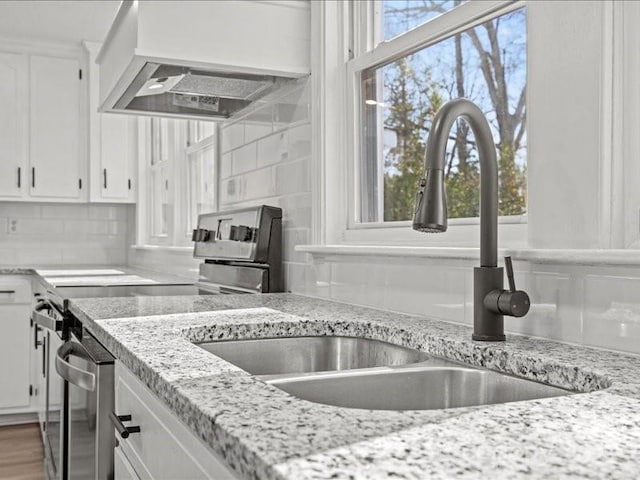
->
[365, 99, 386, 107]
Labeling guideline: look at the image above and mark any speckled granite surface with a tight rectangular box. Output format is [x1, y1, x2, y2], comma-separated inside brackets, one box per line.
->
[0, 267, 36, 275]
[67, 293, 640, 479]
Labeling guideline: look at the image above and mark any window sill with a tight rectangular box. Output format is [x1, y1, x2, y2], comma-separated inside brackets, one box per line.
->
[296, 245, 640, 266]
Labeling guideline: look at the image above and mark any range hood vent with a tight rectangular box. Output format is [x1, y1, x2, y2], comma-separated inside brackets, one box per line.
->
[97, 1, 310, 120]
[115, 63, 294, 119]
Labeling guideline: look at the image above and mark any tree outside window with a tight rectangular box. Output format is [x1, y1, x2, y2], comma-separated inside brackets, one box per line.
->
[361, 2, 526, 223]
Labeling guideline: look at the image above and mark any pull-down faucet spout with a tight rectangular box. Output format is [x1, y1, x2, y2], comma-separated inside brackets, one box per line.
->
[413, 98, 530, 341]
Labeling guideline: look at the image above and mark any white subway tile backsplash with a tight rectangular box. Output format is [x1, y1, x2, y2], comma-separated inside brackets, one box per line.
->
[15, 247, 63, 265]
[0, 202, 132, 266]
[583, 275, 640, 354]
[42, 204, 89, 219]
[9, 218, 64, 235]
[243, 167, 276, 201]
[245, 123, 273, 143]
[232, 143, 258, 175]
[64, 219, 110, 235]
[288, 123, 311, 161]
[283, 228, 309, 263]
[221, 123, 245, 152]
[257, 131, 289, 167]
[507, 271, 582, 344]
[87, 205, 126, 220]
[0, 204, 41, 218]
[275, 159, 309, 196]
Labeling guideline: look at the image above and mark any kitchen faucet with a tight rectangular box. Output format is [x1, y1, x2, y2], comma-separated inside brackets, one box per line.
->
[413, 98, 530, 341]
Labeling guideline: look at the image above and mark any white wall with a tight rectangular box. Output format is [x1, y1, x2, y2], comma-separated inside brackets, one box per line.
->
[0, 202, 132, 265]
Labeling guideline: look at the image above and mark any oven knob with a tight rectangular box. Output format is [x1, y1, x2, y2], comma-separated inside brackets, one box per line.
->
[229, 225, 239, 241]
[191, 228, 211, 242]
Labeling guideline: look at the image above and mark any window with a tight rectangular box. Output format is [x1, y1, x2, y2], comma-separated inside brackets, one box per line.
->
[380, 0, 466, 42]
[140, 118, 217, 246]
[352, 1, 526, 227]
[185, 121, 217, 234]
[149, 118, 171, 239]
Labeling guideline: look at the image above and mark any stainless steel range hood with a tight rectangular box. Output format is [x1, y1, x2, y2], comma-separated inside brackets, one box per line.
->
[97, 1, 310, 120]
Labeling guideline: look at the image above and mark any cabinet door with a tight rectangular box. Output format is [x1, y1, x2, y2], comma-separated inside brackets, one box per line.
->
[29, 55, 82, 199]
[100, 114, 133, 200]
[0, 303, 31, 409]
[0, 52, 28, 198]
[114, 446, 141, 480]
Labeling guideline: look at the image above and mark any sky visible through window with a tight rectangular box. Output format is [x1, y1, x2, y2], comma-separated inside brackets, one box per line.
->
[383, 0, 465, 41]
[366, 2, 526, 222]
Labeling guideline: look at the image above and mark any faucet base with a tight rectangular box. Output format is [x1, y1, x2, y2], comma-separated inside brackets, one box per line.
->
[472, 333, 506, 342]
[473, 267, 505, 342]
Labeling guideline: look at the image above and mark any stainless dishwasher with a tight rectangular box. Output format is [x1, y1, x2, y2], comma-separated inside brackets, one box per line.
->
[55, 329, 115, 480]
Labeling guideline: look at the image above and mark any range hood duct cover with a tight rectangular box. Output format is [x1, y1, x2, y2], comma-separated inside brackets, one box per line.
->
[97, 0, 310, 120]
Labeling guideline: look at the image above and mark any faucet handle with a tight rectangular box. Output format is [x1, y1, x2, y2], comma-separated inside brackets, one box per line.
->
[505, 256, 516, 291]
[484, 257, 531, 318]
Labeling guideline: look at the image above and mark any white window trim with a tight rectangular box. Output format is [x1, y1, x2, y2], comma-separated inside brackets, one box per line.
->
[331, 0, 529, 246]
[136, 118, 218, 248]
[311, 0, 634, 253]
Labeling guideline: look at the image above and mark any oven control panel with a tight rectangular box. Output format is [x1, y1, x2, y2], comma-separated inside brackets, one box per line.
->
[192, 205, 281, 262]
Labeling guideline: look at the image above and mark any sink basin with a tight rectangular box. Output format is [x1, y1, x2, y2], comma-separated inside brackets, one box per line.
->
[195, 336, 455, 375]
[266, 366, 573, 410]
[196, 335, 574, 410]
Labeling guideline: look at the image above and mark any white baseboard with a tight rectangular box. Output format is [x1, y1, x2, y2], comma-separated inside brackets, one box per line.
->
[0, 412, 39, 426]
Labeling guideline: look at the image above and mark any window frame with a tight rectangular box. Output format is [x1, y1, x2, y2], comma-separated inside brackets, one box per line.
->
[184, 122, 218, 240]
[345, 0, 527, 244]
[136, 118, 218, 248]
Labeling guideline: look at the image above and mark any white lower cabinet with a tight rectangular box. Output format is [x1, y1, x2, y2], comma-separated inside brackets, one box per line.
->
[0, 276, 33, 412]
[114, 445, 140, 480]
[114, 362, 240, 480]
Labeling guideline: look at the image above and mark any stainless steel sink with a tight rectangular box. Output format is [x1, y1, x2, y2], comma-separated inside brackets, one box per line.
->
[195, 336, 453, 375]
[266, 366, 572, 410]
[195, 335, 574, 410]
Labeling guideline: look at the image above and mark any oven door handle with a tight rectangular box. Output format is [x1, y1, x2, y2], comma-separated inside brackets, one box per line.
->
[32, 302, 63, 332]
[55, 343, 96, 392]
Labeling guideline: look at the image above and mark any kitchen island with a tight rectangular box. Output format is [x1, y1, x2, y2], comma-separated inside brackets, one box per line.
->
[68, 293, 640, 479]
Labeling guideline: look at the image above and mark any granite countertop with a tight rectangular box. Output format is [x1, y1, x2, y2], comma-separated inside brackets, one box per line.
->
[67, 293, 640, 480]
[0, 265, 194, 289]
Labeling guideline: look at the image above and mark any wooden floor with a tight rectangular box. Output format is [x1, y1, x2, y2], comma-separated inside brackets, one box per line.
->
[0, 423, 44, 480]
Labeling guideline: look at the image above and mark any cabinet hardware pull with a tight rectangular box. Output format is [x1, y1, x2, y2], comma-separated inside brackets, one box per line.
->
[109, 412, 141, 439]
[32, 167, 35, 188]
[0, 290, 15, 294]
[17, 167, 21, 188]
[103, 169, 107, 189]
[128, 179, 131, 190]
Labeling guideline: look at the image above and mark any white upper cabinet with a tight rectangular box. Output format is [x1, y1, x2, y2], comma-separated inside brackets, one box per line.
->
[29, 55, 84, 199]
[0, 39, 136, 203]
[0, 52, 28, 198]
[85, 41, 136, 203]
[98, 114, 135, 201]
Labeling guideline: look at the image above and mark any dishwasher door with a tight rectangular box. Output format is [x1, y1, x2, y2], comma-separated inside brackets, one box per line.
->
[56, 330, 115, 480]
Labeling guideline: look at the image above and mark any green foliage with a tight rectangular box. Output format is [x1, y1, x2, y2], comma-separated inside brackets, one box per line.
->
[381, 49, 527, 222]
